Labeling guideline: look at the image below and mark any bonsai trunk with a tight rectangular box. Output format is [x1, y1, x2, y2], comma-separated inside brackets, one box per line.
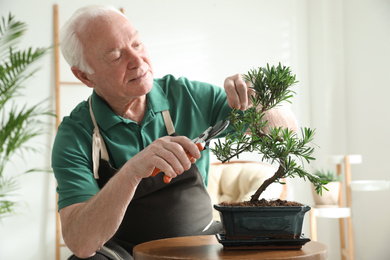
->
[250, 159, 285, 202]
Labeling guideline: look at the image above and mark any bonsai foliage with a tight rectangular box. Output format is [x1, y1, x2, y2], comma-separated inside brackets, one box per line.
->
[212, 63, 325, 203]
[0, 14, 50, 218]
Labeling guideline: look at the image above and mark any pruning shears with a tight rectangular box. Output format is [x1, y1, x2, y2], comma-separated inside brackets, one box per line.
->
[151, 120, 230, 183]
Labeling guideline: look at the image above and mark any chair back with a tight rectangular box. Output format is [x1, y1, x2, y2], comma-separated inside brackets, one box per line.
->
[207, 161, 287, 204]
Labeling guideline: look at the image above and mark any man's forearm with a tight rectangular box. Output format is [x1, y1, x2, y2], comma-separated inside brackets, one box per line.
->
[60, 165, 142, 258]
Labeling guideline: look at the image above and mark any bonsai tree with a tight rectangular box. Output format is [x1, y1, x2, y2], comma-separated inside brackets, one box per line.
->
[212, 63, 326, 205]
[0, 14, 51, 218]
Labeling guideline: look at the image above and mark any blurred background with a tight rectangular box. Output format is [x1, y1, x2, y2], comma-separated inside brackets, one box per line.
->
[0, 0, 389, 259]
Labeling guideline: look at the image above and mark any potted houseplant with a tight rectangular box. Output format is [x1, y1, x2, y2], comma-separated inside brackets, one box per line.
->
[311, 169, 341, 205]
[0, 14, 51, 218]
[211, 63, 326, 249]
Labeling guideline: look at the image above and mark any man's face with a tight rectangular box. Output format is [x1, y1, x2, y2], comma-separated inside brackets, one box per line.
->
[78, 11, 154, 102]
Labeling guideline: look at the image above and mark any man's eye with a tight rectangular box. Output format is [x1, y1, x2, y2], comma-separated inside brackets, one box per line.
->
[112, 55, 121, 62]
[134, 42, 142, 49]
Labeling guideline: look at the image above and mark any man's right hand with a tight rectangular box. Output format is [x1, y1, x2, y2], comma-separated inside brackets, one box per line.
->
[127, 136, 201, 181]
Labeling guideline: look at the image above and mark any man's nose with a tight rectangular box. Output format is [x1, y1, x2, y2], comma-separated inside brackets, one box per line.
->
[126, 49, 143, 70]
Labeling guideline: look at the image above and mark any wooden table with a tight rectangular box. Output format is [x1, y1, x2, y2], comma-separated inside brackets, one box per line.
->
[133, 235, 328, 260]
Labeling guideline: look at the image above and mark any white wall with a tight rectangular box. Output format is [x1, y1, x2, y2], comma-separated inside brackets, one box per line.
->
[0, 0, 389, 259]
[344, 0, 390, 259]
[307, 1, 390, 259]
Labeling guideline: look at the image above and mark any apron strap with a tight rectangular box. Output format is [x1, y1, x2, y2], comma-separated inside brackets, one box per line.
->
[89, 96, 109, 179]
[162, 110, 175, 135]
[89, 95, 175, 179]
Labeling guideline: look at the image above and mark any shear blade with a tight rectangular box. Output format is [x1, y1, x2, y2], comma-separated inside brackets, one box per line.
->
[207, 120, 230, 141]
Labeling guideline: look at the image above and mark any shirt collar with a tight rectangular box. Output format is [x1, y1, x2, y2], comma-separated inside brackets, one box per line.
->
[147, 79, 170, 112]
[91, 80, 170, 131]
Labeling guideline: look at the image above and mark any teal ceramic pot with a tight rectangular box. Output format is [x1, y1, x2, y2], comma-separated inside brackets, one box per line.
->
[214, 204, 311, 240]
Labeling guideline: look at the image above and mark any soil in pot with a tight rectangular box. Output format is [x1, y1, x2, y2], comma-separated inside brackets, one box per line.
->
[219, 199, 303, 207]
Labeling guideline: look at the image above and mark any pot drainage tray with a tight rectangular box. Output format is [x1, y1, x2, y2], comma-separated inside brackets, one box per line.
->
[216, 233, 311, 250]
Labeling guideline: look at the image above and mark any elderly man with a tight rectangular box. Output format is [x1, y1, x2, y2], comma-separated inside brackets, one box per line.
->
[52, 5, 253, 260]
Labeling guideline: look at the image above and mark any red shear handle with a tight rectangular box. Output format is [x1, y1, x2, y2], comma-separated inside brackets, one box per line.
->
[151, 142, 204, 183]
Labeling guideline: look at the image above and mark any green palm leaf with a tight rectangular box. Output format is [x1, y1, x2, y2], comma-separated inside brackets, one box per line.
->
[0, 13, 52, 218]
[0, 14, 27, 60]
[0, 47, 48, 109]
[0, 176, 18, 219]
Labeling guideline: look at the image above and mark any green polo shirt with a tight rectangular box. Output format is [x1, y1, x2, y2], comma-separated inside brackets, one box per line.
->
[52, 75, 232, 210]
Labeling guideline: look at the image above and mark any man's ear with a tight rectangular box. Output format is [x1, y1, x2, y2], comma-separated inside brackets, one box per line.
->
[71, 66, 95, 88]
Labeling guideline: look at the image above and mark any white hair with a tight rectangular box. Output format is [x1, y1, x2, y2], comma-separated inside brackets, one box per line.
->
[59, 5, 125, 74]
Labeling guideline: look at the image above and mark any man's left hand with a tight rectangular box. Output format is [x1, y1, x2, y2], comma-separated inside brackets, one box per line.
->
[224, 73, 254, 111]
